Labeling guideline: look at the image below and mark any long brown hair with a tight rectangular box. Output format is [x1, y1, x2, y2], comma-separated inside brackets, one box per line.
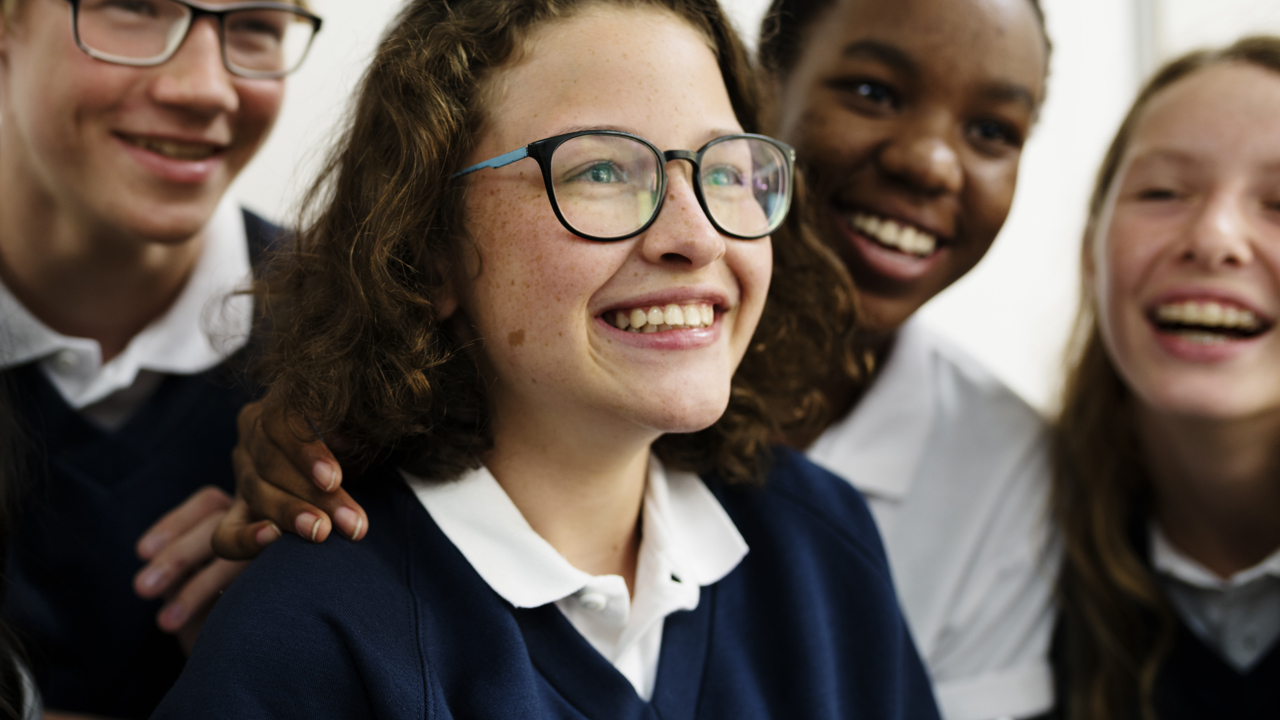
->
[1054, 35, 1280, 720]
[255, 0, 861, 484]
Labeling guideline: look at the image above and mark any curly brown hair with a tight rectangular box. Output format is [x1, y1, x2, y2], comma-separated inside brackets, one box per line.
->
[256, 0, 861, 485]
[1053, 35, 1280, 720]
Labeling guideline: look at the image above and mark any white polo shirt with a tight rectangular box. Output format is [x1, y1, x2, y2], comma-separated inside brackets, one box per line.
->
[1152, 523, 1280, 672]
[405, 456, 748, 701]
[0, 198, 252, 429]
[807, 318, 1058, 720]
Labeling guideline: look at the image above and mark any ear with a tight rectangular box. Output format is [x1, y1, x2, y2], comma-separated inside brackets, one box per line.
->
[435, 281, 459, 321]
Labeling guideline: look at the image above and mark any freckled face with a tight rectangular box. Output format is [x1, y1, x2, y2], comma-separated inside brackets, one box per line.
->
[1091, 64, 1280, 421]
[0, 0, 283, 244]
[457, 8, 772, 443]
[775, 0, 1045, 337]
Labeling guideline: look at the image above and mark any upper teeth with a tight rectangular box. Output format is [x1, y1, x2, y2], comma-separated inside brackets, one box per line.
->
[610, 303, 715, 333]
[1154, 301, 1261, 331]
[126, 136, 217, 161]
[849, 212, 938, 257]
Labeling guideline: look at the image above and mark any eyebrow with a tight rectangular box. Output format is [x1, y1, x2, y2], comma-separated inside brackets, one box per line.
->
[840, 40, 918, 78]
[840, 40, 1038, 111]
[553, 125, 745, 149]
[977, 81, 1038, 111]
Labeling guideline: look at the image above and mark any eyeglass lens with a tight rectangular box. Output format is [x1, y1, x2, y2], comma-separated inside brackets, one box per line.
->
[75, 0, 316, 76]
[548, 135, 789, 240]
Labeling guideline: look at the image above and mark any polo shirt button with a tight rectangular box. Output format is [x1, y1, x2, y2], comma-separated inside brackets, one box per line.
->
[54, 350, 79, 372]
[578, 590, 608, 612]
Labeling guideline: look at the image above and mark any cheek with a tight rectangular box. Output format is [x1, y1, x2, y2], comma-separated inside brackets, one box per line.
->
[231, 80, 283, 148]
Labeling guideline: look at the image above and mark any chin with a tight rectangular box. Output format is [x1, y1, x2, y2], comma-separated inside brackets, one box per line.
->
[641, 387, 732, 436]
[1137, 375, 1280, 423]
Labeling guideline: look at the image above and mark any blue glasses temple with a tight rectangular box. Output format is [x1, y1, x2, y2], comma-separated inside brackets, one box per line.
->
[453, 147, 530, 178]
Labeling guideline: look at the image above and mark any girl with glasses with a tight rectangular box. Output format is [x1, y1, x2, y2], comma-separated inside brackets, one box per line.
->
[1053, 37, 1280, 720]
[225, 0, 1057, 717]
[154, 0, 939, 717]
[0, 0, 314, 715]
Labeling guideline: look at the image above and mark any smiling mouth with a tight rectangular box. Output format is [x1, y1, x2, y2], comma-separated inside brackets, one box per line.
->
[119, 133, 222, 161]
[606, 303, 716, 333]
[847, 211, 942, 258]
[1151, 300, 1273, 343]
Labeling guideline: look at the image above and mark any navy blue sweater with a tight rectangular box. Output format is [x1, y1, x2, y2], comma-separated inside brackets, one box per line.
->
[2, 210, 279, 718]
[155, 447, 940, 719]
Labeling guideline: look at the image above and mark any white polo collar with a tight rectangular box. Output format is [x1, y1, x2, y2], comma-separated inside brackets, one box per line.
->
[806, 317, 937, 500]
[1151, 522, 1280, 589]
[0, 198, 252, 408]
[405, 455, 749, 609]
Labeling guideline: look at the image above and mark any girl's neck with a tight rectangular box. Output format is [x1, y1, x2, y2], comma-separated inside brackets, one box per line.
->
[1138, 406, 1280, 579]
[0, 161, 203, 364]
[484, 412, 653, 595]
[791, 328, 895, 448]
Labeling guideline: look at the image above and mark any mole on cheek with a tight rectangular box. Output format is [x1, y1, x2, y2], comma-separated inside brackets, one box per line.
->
[508, 330, 526, 347]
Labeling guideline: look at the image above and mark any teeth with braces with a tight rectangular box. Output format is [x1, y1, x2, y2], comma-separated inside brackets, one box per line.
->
[123, 135, 219, 161]
[1153, 300, 1262, 332]
[610, 303, 715, 333]
[849, 212, 938, 257]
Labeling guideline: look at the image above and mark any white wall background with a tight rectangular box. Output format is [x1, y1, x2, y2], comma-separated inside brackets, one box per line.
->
[231, 0, 1279, 414]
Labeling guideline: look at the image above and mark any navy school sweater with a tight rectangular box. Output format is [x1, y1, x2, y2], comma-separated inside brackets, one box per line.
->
[1150, 603, 1280, 718]
[154, 446, 942, 719]
[1, 210, 280, 718]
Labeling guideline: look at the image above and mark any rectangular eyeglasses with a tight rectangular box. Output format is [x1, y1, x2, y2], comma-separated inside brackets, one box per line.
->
[453, 130, 797, 242]
[64, 0, 322, 79]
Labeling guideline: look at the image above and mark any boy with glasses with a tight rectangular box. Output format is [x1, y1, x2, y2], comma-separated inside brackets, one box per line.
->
[0, 0, 318, 715]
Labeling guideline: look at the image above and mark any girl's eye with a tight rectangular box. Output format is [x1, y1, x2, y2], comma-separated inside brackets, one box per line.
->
[1137, 187, 1178, 201]
[966, 119, 1023, 152]
[829, 78, 899, 112]
[704, 165, 745, 188]
[569, 162, 625, 184]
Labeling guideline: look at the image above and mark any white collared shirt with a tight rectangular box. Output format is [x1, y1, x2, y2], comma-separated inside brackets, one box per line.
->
[0, 198, 253, 429]
[1151, 523, 1280, 672]
[405, 456, 748, 701]
[807, 318, 1058, 720]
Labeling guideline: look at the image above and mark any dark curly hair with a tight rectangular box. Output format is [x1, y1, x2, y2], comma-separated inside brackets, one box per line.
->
[757, 0, 1052, 80]
[255, 0, 861, 485]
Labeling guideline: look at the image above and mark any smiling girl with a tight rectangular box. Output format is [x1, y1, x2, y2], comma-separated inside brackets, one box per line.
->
[153, 0, 940, 716]
[1054, 37, 1280, 720]
[220, 1, 1058, 717]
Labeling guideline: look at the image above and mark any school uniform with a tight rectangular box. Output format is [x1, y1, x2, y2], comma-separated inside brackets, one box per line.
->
[154, 447, 942, 719]
[1148, 524, 1280, 718]
[807, 318, 1058, 720]
[0, 199, 279, 718]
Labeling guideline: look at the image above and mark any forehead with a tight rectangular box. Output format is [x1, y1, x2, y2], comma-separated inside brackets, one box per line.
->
[1127, 64, 1280, 171]
[481, 6, 740, 149]
[799, 0, 1045, 97]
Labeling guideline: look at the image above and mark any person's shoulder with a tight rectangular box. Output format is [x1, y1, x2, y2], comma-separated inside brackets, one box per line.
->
[154, 467, 425, 717]
[240, 207, 290, 264]
[718, 447, 891, 580]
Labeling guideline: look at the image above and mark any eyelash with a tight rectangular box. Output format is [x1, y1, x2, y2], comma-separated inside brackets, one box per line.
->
[966, 119, 1023, 152]
[829, 78, 899, 113]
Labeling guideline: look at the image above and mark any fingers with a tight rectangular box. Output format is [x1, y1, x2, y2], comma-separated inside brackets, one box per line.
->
[136, 486, 231, 561]
[244, 400, 342, 493]
[134, 510, 223, 600]
[211, 496, 281, 561]
[232, 413, 369, 545]
[157, 557, 249, 638]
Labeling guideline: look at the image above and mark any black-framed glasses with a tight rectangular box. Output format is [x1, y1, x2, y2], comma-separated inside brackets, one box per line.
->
[454, 130, 796, 242]
[63, 0, 322, 79]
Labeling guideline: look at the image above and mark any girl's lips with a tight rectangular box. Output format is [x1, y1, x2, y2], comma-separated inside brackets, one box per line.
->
[1150, 326, 1267, 364]
[115, 134, 225, 185]
[837, 213, 947, 283]
[595, 313, 723, 350]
